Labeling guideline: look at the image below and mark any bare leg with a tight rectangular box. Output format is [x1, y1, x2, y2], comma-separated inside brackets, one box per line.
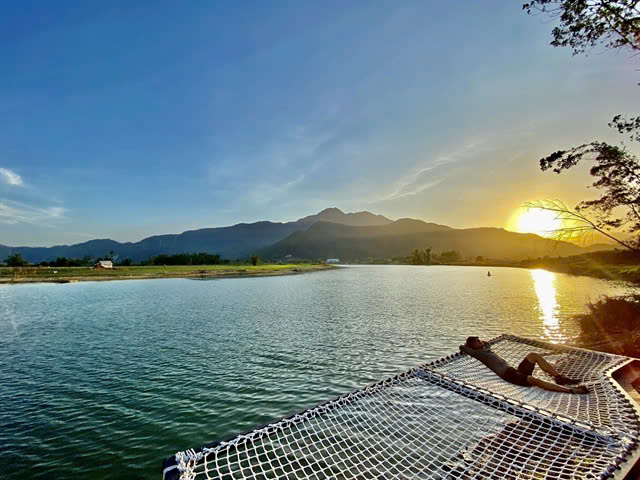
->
[527, 376, 588, 394]
[525, 353, 560, 377]
[527, 376, 571, 393]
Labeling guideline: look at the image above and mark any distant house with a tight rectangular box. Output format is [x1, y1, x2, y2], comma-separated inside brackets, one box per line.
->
[95, 260, 113, 269]
[326, 258, 340, 264]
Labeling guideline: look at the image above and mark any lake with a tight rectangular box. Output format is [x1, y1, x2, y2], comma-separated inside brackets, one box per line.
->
[0, 265, 633, 479]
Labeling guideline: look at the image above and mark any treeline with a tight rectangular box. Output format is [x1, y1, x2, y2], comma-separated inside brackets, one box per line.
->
[3, 251, 254, 267]
[144, 252, 227, 265]
[410, 248, 462, 265]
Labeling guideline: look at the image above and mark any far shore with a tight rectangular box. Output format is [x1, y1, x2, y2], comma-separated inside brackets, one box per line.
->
[346, 258, 640, 284]
[0, 263, 337, 285]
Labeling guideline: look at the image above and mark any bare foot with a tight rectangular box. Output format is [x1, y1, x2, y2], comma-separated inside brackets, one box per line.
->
[569, 385, 589, 394]
[556, 374, 580, 386]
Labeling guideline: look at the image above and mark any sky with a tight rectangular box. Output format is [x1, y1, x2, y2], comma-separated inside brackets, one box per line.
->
[1, 1, 638, 247]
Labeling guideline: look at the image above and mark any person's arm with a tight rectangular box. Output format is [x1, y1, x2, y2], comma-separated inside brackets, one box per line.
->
[460, 345, 485, 360]
[459, 344, 474, 355]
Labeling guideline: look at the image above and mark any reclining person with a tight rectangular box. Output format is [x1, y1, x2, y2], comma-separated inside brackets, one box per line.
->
[460, 336, 588, 394]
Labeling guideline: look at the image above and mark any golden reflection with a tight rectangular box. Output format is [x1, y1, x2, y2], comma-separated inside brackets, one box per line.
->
[531, 269, 562, 339]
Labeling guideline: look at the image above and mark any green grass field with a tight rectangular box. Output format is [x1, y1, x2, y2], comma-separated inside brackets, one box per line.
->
[0, 263, 334, 283]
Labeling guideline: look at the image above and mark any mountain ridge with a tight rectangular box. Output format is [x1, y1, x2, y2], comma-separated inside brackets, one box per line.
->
[1, 208, 616, 263]
[260, 220, 614, 261]
[0, 208, 393, 262]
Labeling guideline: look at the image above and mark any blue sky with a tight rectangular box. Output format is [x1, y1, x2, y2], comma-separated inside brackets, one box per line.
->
[1, 1, 637, 246]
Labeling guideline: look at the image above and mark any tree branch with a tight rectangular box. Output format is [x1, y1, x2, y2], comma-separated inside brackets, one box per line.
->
[524, 201, 640, 252]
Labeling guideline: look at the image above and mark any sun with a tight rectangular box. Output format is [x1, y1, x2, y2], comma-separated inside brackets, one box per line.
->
[509, 207, 563, 237]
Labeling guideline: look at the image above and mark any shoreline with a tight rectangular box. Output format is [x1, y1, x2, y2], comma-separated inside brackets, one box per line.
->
[349, 261, 640, 285]
[0, 264, 337, 285]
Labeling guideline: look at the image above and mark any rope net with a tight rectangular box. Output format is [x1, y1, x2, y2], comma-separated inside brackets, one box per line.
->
[163, 335, 640, 480]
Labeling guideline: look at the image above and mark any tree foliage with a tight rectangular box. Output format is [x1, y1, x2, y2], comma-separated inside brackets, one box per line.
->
[534, 118, 640, 251]
[5, 253, 27, 267]
[47, 257, 84, 267]
[523, 0, 640, 55]
[411, 248, 432, 265]
[439, 250, 462, 263]
[523, 0, 640, 252]
[146, 252, 225, 266]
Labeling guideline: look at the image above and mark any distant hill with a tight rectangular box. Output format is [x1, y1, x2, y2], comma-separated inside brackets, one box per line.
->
[1, 208, 618, 264]
[0, 208, 392, 263]
[296, 207, 391, 226]
[261, 220, 607, 261]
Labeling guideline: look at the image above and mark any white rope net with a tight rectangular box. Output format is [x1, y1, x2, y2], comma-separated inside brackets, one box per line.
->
[163, 335, 640, 480]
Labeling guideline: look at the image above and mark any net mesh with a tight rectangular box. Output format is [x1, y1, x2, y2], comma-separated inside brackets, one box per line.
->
[163, 335, 640, 480]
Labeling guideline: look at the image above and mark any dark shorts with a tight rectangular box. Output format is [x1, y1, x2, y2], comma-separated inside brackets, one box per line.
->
[502, 357, 536, 387]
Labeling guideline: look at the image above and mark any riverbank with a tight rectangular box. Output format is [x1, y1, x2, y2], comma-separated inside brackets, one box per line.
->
[518, 259, 640, 284]
[364, 249, 640, 284]
[426, 260, 640, 284]
[0, 263, 336, 284]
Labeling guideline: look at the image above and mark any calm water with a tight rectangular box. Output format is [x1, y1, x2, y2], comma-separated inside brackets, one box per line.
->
[0, 265, 633, 479]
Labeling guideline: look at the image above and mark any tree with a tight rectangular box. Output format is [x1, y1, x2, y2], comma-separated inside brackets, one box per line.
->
[523, 1, 640, 252]
[250, 255, 259, 266]
[523, 1, 640, 55]
[5, 253, 27, 267]
[440, 250, 461, 263]
[411, 248, 432, 265]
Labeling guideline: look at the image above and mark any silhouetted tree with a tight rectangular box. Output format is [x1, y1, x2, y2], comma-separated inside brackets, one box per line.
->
[5, 253, 27, 267]
[250, 255, 259, 266]
[523, 1, 640, 55]
[523, 1, 640, 252]
[145, 252, 224, 266]
[440, 250, 461, 263]
[54, 257, 69, 267]
[410, 248, 432, 265]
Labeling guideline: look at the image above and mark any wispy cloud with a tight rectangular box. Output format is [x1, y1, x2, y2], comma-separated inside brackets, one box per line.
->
[210, 121, 338, 209]
[0, 168, 24, 186]
[0, 199, 66, 226]
[374, 140, 484, 203]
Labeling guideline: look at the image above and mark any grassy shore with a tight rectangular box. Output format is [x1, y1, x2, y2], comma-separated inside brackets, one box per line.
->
[0, 263, 336, 284]
[518, 252, 640, 284]
[413, 250, 640, 284]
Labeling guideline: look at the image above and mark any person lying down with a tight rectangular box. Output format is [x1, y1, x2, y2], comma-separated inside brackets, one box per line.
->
[460, 336, 588, 394]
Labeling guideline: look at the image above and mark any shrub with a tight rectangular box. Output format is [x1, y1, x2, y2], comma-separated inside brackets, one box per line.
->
[574, 295, 640, 357]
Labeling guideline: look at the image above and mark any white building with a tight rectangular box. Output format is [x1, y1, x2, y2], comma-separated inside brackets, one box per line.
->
[95, 260, 113, 269]
[326, 258, 340, 264]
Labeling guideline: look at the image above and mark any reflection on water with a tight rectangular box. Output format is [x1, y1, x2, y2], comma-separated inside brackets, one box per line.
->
[0, 266, 631, 479]
[531, 269, 562, 340]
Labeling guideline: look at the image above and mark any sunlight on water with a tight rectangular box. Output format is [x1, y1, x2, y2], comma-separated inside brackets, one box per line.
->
[531, 269, 562, 340]
[0, 266, 632, 479]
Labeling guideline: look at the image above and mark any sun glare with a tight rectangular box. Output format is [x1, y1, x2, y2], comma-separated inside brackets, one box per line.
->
[509, 207, 563, 237]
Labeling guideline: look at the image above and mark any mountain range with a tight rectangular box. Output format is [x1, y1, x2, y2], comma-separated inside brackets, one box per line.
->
[0, 208, 614, 263]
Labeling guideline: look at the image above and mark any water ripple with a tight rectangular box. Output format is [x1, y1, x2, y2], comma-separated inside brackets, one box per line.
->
[0, 266, 632, 479]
